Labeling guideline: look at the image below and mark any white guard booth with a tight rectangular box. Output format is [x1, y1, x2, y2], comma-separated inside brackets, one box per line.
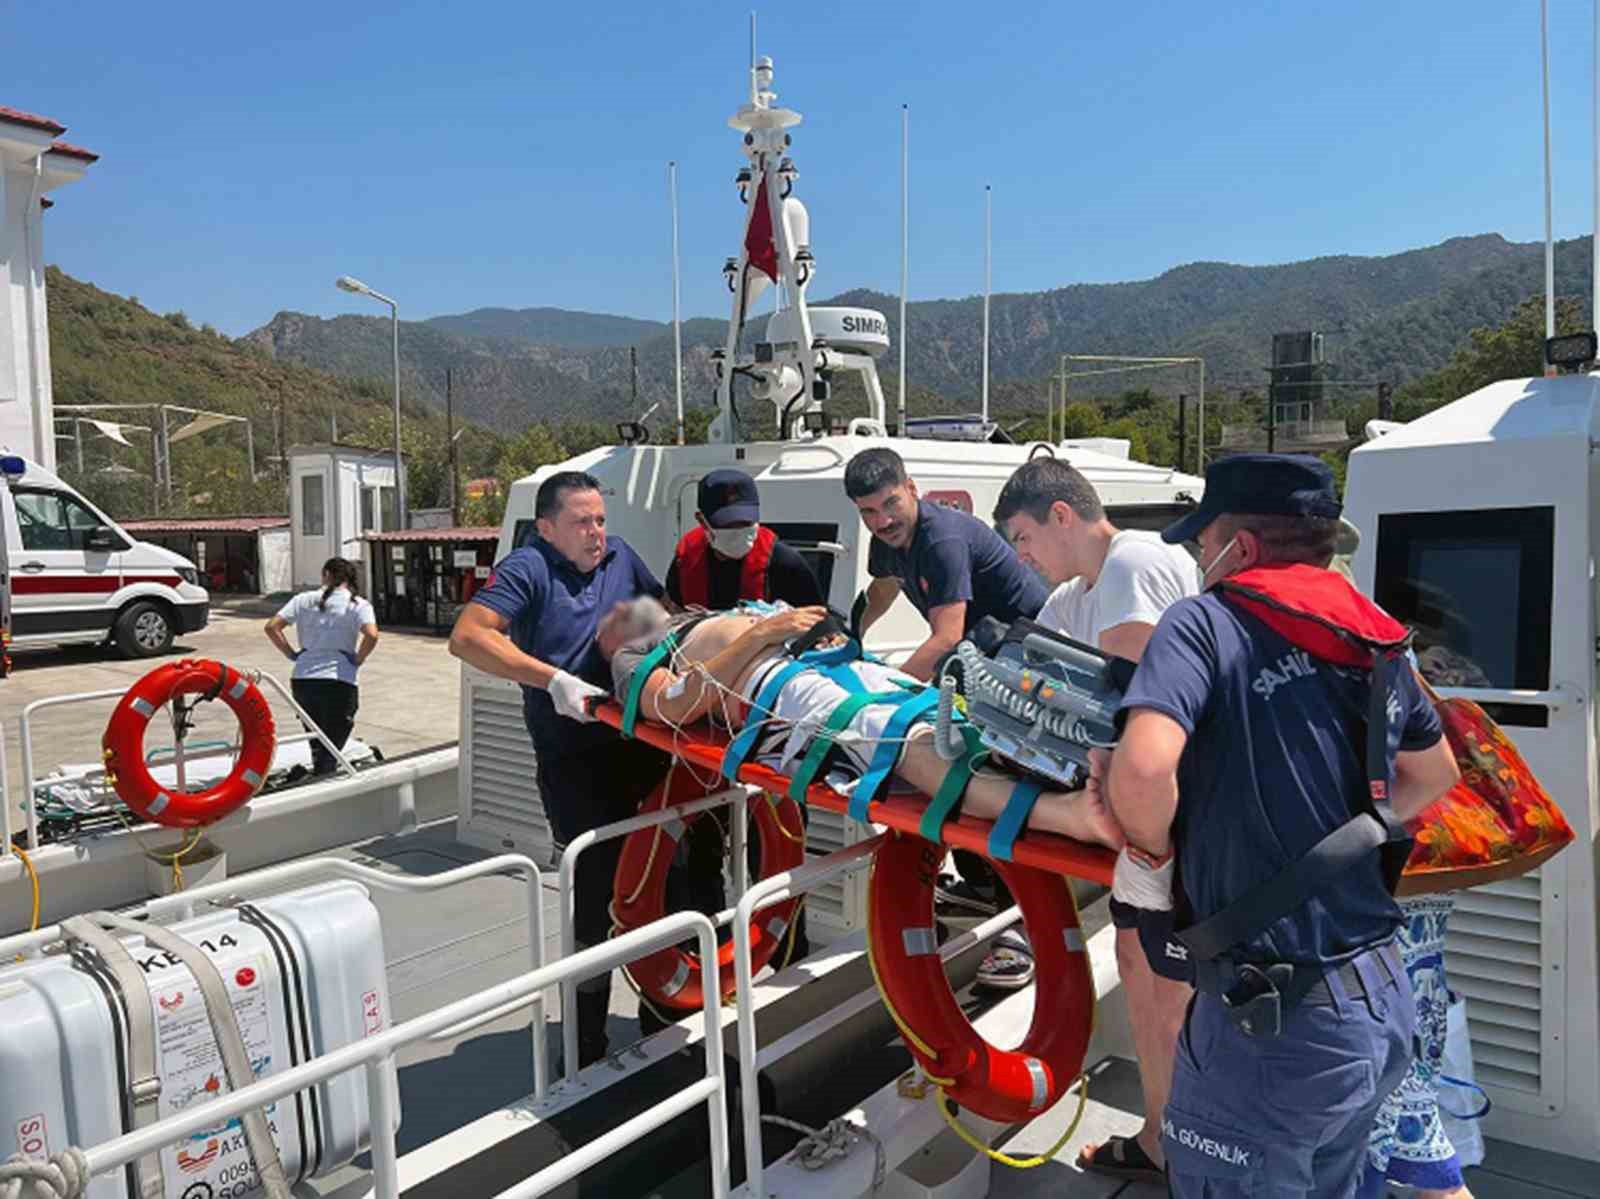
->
[288, 444, 398, 591]
[1346, 371, 1600, 1162]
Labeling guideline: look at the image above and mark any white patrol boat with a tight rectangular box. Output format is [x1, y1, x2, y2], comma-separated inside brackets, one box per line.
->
[0, 39, 1595, 1199]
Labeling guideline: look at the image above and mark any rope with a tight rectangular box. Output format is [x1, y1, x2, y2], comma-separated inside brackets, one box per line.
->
[761, 1115, 885, 1193]
[0, 1147, 91, 1199]
[933, 1071, 1090, 1169]
[12, 846, 40, 959]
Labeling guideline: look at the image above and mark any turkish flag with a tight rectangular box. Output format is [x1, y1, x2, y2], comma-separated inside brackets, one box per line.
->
[744, 177, 778, 282]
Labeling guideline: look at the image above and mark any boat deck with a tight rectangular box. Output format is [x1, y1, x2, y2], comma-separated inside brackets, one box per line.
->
[232, 820, 1593, 1199]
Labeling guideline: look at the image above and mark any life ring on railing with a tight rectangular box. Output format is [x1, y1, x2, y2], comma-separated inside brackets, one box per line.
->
[866, 831, 1094, 1123]
[612, 765, 806, 1011]
[102, 659, 276, 829]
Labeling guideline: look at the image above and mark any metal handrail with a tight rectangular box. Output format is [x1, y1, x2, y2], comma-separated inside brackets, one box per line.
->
[13, 670, 359, 853]
[0, 853, 552, 1102]
[731, 833, 889, 1199]
[555, 782, 756, 1083]
[66, 912, 728, 1199]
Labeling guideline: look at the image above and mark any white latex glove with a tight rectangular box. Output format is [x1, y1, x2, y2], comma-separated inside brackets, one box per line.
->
[549, 670, 606, 723]
[1111, 845, 1176, 912]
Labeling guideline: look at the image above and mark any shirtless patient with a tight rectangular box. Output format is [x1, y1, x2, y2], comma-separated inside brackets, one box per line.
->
[598, 598, 1123, 850]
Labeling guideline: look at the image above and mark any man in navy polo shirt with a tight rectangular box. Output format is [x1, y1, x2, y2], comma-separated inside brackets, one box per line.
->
[1095, 455, 1461, 1198]
[845, 447, 1045, 680]
[845, 446, 1047, 988]
[449, 469, 670, 1067]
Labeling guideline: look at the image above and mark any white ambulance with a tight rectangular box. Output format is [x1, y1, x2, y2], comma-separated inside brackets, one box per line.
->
[0, 454, 209, 658]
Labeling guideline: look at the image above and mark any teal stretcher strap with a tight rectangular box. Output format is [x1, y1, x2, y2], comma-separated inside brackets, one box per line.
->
[721, 658, 811, 780]
[620, 633, 677, 738]
[987, 780, 1045, 862]
[919, 726, 986, 842]
[847, 688, 942, 823]
[786, 690, 905, 803]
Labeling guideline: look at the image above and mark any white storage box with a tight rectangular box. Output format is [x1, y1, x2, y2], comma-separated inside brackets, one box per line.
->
[0, 880, 397, 1199]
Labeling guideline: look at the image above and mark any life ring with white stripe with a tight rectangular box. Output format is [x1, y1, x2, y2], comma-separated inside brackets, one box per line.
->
[866, 831, 1094, 1123]
[102, 659, 276, 828]
[612, 765, 805, 1011]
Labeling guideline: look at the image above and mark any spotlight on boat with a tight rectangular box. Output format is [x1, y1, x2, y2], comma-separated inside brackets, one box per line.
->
[1546, 332, 1598, 373]
[802, 407, 828, 436]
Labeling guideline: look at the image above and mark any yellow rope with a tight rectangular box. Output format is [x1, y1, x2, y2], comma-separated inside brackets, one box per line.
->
[861, 837, 955, 1077]
[934, 1071, 1090, 1169]
[11, 846, 41, 961]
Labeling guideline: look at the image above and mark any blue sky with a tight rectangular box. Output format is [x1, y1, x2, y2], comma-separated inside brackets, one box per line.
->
[9, 1, 1597, 336]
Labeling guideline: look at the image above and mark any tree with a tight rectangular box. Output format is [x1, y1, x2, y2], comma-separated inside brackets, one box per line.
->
[1401, 294, 1587, 409]
[1059, 402, 1103, 438]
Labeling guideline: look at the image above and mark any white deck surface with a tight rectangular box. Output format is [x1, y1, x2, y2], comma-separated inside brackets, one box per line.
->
[215, 819, 1594, 1198]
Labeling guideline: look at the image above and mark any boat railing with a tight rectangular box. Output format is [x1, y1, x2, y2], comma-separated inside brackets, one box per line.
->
[6, 670, 359, 855]
[16, 909, 728, 1199]
[554, 782, 757, 1083]
[0, 852, 554, 1103]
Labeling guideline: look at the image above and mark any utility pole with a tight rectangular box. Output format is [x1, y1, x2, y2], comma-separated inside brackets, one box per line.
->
[75, 419, 84, 474]
[1057, 360, 1068, 443]
[630, 346, 639, 411]
[1176, 394, 1187, 472]
[1377, 380, 1394, 421]
[274, 382, 286, 481]
[1266, 387, 1277, 454]
[447, 368, 461, 527]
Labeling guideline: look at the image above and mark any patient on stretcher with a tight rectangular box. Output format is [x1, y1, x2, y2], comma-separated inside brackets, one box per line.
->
[598, 598, 1123, 850]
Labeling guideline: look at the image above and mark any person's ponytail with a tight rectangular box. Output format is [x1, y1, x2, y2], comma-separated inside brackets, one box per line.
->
[318, 557, 360, 610]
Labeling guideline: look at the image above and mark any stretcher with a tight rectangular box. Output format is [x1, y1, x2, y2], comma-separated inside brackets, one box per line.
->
[590, 701, 1115, 887]
[592, 695, 1108, 1131]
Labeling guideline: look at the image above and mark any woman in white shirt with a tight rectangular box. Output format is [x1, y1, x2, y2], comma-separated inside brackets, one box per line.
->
[264, 558, 380, 775]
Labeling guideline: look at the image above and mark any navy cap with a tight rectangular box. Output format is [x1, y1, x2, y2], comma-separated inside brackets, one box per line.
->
[698, 468, 761, 527]
[1162, 453, 1342, 544]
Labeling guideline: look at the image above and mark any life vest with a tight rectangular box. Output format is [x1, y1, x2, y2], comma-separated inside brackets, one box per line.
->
[672, 524, 777, 608]
[102, 659, 276, 828]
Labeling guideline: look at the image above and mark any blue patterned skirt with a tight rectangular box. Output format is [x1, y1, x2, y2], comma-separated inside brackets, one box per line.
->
[1365, 895, 1464, 1191]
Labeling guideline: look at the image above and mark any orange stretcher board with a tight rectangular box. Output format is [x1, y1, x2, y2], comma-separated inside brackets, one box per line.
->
[592, 701, 1117, 888]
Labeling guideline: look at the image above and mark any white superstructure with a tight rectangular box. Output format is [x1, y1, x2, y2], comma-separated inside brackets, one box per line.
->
[1347, 370, 1600, 1161]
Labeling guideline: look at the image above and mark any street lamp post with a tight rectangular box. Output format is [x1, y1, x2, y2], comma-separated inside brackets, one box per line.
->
[336, 275, 407, 530]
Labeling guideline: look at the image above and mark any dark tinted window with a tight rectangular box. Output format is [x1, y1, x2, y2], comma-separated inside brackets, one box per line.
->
[512, 519, 537, 550]
[764, 521, 840, 602]
[1374, 507, 1553, 690]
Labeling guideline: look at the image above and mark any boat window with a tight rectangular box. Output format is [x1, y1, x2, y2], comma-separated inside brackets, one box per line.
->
[1373, 507, 1554, 691]
[512, 519, 537, 550]
[302, 474, 326, 537]
[764, 521, 840, 602]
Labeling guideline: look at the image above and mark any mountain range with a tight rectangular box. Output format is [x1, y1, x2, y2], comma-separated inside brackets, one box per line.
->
[231, 231, 1591, 434]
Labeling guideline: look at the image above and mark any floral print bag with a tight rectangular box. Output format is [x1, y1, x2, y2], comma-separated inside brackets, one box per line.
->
[1398, 674, 1574, 896]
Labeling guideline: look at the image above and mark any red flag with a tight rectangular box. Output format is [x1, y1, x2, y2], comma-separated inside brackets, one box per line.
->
[744, 177, 778, 282]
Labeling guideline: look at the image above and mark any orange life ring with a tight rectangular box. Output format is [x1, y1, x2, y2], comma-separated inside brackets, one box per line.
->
[102, 659, 276, 828]
[866, 831, 1094, 1123]
[612, 765, 805, 1011]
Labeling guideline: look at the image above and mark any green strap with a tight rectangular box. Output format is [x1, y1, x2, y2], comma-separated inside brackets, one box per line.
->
[919, 726, 986, 842]
[620, 633, 677, 738]
[786, 690, 909, 803]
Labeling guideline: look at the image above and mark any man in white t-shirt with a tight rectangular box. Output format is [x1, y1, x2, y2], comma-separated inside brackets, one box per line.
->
[993, 457, 1198, 1186]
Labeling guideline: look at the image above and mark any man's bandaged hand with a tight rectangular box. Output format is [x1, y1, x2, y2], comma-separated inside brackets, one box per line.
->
[549, 670, 606, 722]
[1111, 845, 1175, 911]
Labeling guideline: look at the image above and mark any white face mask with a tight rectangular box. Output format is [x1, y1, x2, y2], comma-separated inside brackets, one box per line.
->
[709, 524, 760, 560]
[1198, 535, 1241, 590]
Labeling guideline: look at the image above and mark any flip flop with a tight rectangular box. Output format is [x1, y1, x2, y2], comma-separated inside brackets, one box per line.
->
[1078, 1134, 1165, 1184]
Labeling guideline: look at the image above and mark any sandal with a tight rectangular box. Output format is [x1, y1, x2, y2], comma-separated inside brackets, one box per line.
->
[1078, 1134, 1164, 1184]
